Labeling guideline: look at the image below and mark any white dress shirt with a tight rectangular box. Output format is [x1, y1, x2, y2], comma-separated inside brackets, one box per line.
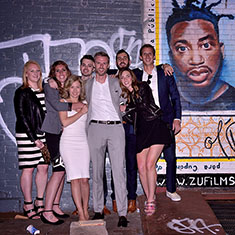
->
[142, 68, 160, 107]
[90, 77, 120, 121]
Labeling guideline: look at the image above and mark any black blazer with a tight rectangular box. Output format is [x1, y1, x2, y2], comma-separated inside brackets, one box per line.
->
[14, 86, 45, 142]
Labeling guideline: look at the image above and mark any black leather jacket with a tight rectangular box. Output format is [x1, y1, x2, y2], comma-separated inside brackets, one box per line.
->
[134, 82, 162, 121]
[123, 82, 162, 131]
[14, 86, 45, 142]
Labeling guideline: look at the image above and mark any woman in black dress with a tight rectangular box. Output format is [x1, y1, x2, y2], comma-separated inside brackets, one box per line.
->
[14, 60, 48, 219]
[119, 68, 172, 216]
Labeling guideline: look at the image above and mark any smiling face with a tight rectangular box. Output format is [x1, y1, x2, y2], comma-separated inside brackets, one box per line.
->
[116, 52, 130, 70]
[94, 55, 109, 76]
[80, 58, 94, 79]
[120, 70, 133, 91]
[69, 80, 81, 99]
[140, 47, 155, 67]
[55, 64, 69, 85]
[169, 19, 224, 88]
[26, 63, 41, 87]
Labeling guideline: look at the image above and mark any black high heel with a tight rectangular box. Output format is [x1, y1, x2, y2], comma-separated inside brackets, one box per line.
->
[34, 197, 44, 214]
[23, 201, 39, 219]
[41, 210, 64, 225]
[53, 203, 69, 218]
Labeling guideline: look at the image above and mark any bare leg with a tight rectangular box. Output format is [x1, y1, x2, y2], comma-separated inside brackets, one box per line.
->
[137, 148, 149, 198]
[20, 168, 39, 219]
[35, 164, 48, 213]
[43, 171, 65, 222]
[80, 178, 89, 220]
[145, 145, 164, 202]
[137, 145, 164, 201]
[52, 175, 66, 215]
[71, 179, 85, 221]
[138, 145, 164, 216]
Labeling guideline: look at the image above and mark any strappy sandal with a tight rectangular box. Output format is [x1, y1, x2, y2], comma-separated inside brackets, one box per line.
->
[144, 201, 156, 216]
[23, 201, 39, 219]
[34, 197, 44, 214]
[41, 210, 64, 225]
[53, 203, 69, 218]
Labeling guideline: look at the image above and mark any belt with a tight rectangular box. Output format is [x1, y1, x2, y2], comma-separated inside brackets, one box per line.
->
[90, 120, 121, 125]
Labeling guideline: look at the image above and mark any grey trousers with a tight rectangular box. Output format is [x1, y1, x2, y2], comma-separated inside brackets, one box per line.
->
[88, 122, 127, 216]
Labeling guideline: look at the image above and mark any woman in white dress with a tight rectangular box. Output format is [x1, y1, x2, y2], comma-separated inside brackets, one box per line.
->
[59, 75, 90, 221]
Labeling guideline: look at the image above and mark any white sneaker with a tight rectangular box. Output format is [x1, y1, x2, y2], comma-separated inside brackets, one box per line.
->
[166, 191, 181, 201]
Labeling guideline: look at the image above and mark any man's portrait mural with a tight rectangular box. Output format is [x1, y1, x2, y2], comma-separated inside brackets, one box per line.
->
[166, 0, 235, 111]
[143, 0, 235, 187]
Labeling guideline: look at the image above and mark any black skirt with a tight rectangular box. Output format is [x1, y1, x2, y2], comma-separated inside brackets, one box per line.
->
[136, 114, 173, 153]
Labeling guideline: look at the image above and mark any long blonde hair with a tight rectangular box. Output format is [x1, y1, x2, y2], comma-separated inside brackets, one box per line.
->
[22, 60, 43, 91]
[62, 74, 86, 102]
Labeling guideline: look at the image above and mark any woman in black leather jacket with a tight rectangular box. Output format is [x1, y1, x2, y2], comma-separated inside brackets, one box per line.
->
[14, 60, 48, 219]
[119, 68, 172, 216]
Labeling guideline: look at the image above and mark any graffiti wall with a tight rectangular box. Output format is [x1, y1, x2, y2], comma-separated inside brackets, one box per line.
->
[0, 0, 143, 212]
[0, 0, 234, 213]
[143, 0, 235, 187]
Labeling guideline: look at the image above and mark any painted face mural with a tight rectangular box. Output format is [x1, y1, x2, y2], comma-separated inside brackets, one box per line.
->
[170, 19, 223, 89]
[165, 1, 235, 111]
[142, 0, 235, 188]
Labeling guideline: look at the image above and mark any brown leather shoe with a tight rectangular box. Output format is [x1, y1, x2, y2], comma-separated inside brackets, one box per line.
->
[112, 200, 117, 213]
[72, 210, 78, 215]
[128, 200, 137, 213]
[103, 205, 111, 215]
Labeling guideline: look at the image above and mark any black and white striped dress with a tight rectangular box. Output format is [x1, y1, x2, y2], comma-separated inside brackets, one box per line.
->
[16, 88, 47, 169]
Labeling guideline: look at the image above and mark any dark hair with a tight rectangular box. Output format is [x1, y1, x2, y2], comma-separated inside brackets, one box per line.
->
[118, 68, 139, 102]
[80, 55, 95, 65]
[49, 60, 72, 95]
[140, 44, 155, 57]
[116, 49, 130, 61]
[49, 60, 72, 79]
[94, 51, 110, 63]
[166, 0, 234, 45]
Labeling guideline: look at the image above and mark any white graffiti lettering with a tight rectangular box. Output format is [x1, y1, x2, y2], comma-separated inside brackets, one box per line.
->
[0, 77, 21, 145]
[0, 27, 142, 144]
[167, 218, 222, 234]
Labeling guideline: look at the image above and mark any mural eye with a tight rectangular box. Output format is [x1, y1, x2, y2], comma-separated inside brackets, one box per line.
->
[202, 42, 210, 49]
[179, 47, 187, 52]
[177, 46, 187, 52]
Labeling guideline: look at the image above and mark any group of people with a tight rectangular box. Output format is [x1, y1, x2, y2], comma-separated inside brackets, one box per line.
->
[14, 44, 182, 227]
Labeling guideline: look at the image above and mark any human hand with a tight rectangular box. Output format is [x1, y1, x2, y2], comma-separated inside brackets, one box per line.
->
[48, 79, 58, 89]
[35, 139, 44, 149]
[110, 74, 117, 79]
[172, 119, 181, 135]
[81, 104, 88, 114]
[162, 63, 174, 76]
[120, 104, 127, 112]
[72, 102, 84, 110]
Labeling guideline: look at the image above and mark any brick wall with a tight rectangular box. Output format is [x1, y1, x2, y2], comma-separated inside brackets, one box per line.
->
[1, 0, 234, 213]
[0, 0, 142, 212]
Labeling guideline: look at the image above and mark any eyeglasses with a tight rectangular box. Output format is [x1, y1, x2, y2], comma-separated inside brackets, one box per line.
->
[147, 74, 152, 84]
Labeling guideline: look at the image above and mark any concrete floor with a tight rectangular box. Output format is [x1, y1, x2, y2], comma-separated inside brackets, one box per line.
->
[1, 189, 235, 235]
